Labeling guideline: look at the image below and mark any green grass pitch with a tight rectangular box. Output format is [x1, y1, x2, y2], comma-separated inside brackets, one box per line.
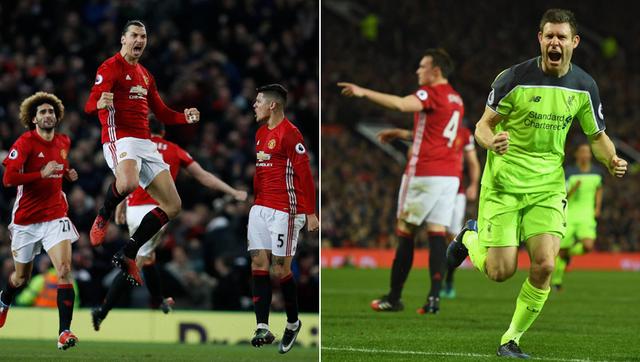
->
[322, 268, 640, 361]
[0, 339, 318, 361]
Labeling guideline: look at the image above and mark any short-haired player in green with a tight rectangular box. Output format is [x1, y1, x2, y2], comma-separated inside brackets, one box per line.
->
[551, 143, 603, 290]
[446, 8, 628, 359]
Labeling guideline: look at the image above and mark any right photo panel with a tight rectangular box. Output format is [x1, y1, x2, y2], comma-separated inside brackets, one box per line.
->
[321, 1, 640, 360]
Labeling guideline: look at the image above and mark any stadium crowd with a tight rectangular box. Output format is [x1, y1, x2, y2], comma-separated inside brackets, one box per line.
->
[321, 0, 640, 252]
[0, 0, 319, 312]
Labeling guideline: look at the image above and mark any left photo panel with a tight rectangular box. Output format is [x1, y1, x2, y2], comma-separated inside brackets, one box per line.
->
[0, 1, 319, 360]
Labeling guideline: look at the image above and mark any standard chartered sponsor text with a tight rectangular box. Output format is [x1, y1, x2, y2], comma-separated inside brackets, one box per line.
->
[524, 111, 572, 130]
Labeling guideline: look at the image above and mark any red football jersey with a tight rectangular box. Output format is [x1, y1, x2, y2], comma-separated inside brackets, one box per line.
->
[127, 136, 194, 206]
[452, 126, 475, 193]
[2, 131, 70, 225]
[407, 83, 465, 177]
[254, 118, 315, 215]
[85, 52, 187, 144]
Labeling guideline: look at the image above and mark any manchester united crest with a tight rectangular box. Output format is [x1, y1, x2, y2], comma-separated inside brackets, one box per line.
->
[60, 149, 68, 159]
[143, 75, 149, 85]
[267, 139, 276, 149]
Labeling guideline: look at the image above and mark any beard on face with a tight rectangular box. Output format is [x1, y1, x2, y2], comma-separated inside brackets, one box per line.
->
[36, 117, 56, 130]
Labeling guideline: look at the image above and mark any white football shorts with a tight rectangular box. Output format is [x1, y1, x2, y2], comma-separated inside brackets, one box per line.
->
[126, 204, 166, 258]
[103, 137, 169, 188]
[247, 205, 306, 257]
[9, 217, 79, 263]
[396, 175, 459, 227]
[446, 192, 467, 235]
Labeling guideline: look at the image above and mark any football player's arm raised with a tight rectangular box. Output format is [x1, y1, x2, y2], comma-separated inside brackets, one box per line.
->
[85, 63, 115, 114]
[589, 131, 626, 178]
[147, 75, 200, 125]
[475, 107, 508, 155]
[185, 162, 247, 201]
[377, 129, 413, 144]
[337, 82, 423, 113]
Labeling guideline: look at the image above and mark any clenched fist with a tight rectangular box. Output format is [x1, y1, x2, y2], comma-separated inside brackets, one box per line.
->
[184, 108, 200, 123]
[490, 131, 509, 155]
[609, 156, 627, 178]
[97, 92, 114, 110]
[65, 168, 78, 182]
[41, 161, 63, 178]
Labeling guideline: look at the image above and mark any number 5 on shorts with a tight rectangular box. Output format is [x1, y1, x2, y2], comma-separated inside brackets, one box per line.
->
[277, 234, 285, 248]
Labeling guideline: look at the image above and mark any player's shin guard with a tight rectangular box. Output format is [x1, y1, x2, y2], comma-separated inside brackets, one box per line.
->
[280, 273, 298, 324]
[99, 182, 127, 219]
[427, 232, 447, 297]
[388, 229, 414, 302]
[57, 284, 75, 334]
[124, 207, 169, 258]
[463, 229, 487, 274]
[500, 278, 550, 345]
[1, 275, 23, 306]
[143, 264, 164, 306]
[252, 270, 272, 326]
[101, 271, 131, 316]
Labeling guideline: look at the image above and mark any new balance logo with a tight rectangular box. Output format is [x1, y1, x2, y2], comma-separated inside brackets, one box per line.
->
[126, 74, 132, 80]
[529, 96, 542, 102]
[526, 306, 540, 313]
[38, 152, 45, 158]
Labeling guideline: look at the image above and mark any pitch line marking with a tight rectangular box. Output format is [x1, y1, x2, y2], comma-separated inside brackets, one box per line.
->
[322, 346, 610, 362]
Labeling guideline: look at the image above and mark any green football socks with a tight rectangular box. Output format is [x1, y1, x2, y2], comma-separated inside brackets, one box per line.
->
[569, 242, 585, 256]
[500, 278, 550, 345]
[462, 230, 487, 274]
[553, 242, 586, 286]
[551, 254, 567, 286]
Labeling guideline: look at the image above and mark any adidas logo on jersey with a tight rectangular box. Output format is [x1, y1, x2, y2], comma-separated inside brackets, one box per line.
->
[126, 74, 132, 80]
[38, 152, 45, 158]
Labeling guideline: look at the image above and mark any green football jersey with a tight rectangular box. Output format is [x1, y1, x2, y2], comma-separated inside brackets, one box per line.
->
[482, 57, 605, 193]
[565, 164, 603, 222]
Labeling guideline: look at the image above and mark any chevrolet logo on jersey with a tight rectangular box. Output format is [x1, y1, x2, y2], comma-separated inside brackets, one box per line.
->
[256, 151, 271, 161]
[129, 85, 148, 99]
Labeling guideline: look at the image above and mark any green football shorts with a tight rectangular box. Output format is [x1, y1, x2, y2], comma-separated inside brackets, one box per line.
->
[560, 220, 597, 248]
[478, 186, 567, 247]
